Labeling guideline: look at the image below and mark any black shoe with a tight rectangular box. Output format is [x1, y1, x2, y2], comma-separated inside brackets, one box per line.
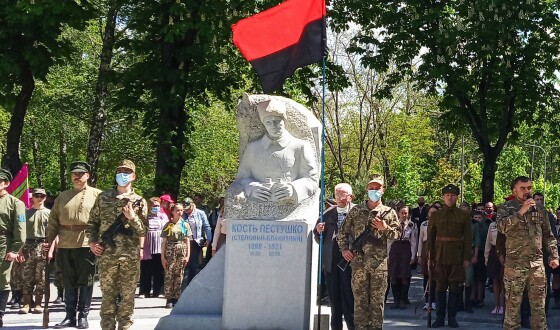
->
[53, 296, 63, 304]
[448, 318, 459, 328]
[431, 319, 445, 327]
[77, 316, 89, 329]
[9, 302, 20, 310]
[54, 317, 77, 328]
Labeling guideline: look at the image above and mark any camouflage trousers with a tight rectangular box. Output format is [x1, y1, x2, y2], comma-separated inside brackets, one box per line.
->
[351, 267, 387, 330]
[164, 242, 187, 300]
[503, 263, 547, 330]
[10, 260, 23, 291]
[20, 242, 47, 295]
[98, 256, 140, 330]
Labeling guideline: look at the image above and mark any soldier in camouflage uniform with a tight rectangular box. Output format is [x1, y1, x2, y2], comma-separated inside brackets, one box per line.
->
[427, 184, 471, 328]
[496, 176, 559, 330]
[337, 175, 400, 330]
[8, 255, 23, 310]
[18, 188, 50, 315]
[88, 160, 147, 330]
[161, 203, 191, 308]
[47, 161, 102, 329]
[0, 168, 26, 327]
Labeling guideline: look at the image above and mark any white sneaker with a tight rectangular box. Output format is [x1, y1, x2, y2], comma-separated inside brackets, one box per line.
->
[491, 307, 498, 314]
[432, 302, 436, 309]
[498, 307, 504, 315]
[138, 294, 146, 299]
[423, 303, 429, 310]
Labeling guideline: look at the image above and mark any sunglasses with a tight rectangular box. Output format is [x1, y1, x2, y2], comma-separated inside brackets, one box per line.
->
[33, 194, 46, 198]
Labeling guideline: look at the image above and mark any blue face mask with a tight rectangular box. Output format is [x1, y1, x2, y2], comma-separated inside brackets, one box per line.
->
[115, 173, 131, 186]
[151, 207, 160, 214]
[368, 189, 382, 202]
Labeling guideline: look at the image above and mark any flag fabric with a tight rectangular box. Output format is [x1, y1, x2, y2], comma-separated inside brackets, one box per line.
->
[6, 163, 30, 208]
[232, 0, 326, 93]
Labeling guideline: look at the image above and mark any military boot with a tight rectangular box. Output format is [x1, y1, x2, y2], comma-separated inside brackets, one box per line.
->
[456, 285, 464, 311]
[464, 286, 473, 313]
[54, 289, 78, 328]
[447, 291, 459, 328]
[431, 291, 447, 328]
[18, 294, 31, 314]
[32, 295, 43, 314]
[0, 290, 10, 327]
[77, 286, 93, 329]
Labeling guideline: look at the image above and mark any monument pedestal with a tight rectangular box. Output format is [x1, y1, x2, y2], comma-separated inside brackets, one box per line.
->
[222, 219, 318, 330]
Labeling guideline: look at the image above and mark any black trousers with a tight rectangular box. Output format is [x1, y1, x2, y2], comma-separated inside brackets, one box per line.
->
[182, 241, 202, 290]
[326, 266, 354, 330]
[139, 254, 164, 296]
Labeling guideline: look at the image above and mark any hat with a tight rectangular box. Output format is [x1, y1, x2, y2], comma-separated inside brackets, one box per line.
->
[367, 174, 384, 186]
[256, 99, 287, 121]
[116, 159, 136, 173]
[441, 184, 460, 195]
[32, 188, 46, 196]
[160, 194, 174, 203]
[70, 161, 91, 173]
[183, 197, 194, 205]
[0, 169, 12, 182]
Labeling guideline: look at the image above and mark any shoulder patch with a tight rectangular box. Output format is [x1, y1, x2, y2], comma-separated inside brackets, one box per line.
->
[17, 214, 26, 223]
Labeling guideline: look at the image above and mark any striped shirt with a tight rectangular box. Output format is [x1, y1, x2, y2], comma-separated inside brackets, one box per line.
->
[143, 212, 168, 258]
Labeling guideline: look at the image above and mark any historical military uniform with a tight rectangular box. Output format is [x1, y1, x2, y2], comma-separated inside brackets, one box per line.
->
[496, 199, 559, 330]
[47, 161, 102, 328]
[0, 169, 26, 326]
[87, 160, 147, 330]
[161, 219, 191, 307]
[462, 217, 480, 313]
[19, 192, 50, 314]
[427, 185, 471, 328]
[337, 202, 400, 330]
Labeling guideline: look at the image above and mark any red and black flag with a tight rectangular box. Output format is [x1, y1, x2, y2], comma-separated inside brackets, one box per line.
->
[232, 0, 327, 93]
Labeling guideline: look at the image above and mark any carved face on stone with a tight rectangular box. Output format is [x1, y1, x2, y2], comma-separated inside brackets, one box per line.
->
[262, 114, 285, 140]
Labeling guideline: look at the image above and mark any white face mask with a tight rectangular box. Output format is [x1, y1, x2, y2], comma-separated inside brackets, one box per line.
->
[337, 206, 349, 214]
[116, 173, 131, 186]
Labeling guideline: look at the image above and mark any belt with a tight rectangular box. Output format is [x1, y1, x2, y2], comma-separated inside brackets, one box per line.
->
[26, 237, 46, 243]
[436, 236, 463, 242]
[60, 225, 89, 231]
[0, 230, 12, 236]
[166, 241, 183, 245]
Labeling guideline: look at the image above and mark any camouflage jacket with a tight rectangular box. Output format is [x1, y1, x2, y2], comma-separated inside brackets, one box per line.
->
[496, 199, 559, 268]
[87, 189, 147, 259]
[427, 205, 472, 265]
[337, 201, 400, 271]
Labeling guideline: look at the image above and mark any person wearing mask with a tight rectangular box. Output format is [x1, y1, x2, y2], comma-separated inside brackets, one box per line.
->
[313, 183, 355, 330]
[418, 204, 439, 310]
[387, 205, 417, 310]
[181, 197, 211, 289]
[496, 176, 559, 330]
[0, 169, 26, 327]
[427, 184, 472, 328]
[161, 203, 191, 308]
[138, 197, 167, 299]
[337, 175, 400, 329]
[46, 162, 102, 329]
[87, 160, 147, 330]
[18, 188, 50, 315]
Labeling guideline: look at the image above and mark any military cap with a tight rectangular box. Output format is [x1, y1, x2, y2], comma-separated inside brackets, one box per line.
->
[0, 169, 13, 181]
[367, 174, 384, 186]
[442, 184, 460, 195]
[70, 161, 91, 173]
[256, 99, 287, 121]
[32, 188, 47, 196]
[183, 197, 194, 205]
[116, 159, 136, 173]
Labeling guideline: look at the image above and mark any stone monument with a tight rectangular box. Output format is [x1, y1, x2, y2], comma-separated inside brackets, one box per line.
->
[156, 94, 322, 330]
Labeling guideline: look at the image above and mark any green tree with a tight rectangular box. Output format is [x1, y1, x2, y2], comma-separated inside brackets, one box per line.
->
[330, 0, 560, 202]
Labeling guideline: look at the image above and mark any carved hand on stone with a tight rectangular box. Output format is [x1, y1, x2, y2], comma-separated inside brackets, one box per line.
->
[272, 182, 295, 202]
[247, 182, 273, 202]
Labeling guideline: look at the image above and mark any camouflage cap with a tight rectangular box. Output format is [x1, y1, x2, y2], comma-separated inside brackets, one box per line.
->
[183, 197, 194, 205]
[70, 161, 91, 173]
[32, 188, 46, 196]
[367, 174, 384, 186]
[442, 184, 460, 196]
[116, 159, 136, 173]
[0, 169, 12, 181]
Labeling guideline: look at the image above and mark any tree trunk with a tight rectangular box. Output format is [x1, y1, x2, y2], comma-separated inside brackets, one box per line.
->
[31, 127, 43, 188]
[480, 148, 499, 203]
[59, 136, 68, 192]
[86, 3, 119, 187]
[2, 60, 34, 174]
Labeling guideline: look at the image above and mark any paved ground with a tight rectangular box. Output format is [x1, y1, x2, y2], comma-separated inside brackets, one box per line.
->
[4, 272, 559, 329]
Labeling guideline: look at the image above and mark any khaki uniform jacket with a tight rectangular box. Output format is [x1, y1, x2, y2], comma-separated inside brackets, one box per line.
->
[47, 186, 102, 248]
[0, 193, 26, 257]
[427, 204, 472, 265]
[496, 199, 559, 268]
[87, 189, 147, 259]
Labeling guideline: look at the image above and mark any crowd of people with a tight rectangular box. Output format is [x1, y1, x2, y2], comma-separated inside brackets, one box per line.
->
[0, 160, 224, 329]
[314, 175, 560, 330]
